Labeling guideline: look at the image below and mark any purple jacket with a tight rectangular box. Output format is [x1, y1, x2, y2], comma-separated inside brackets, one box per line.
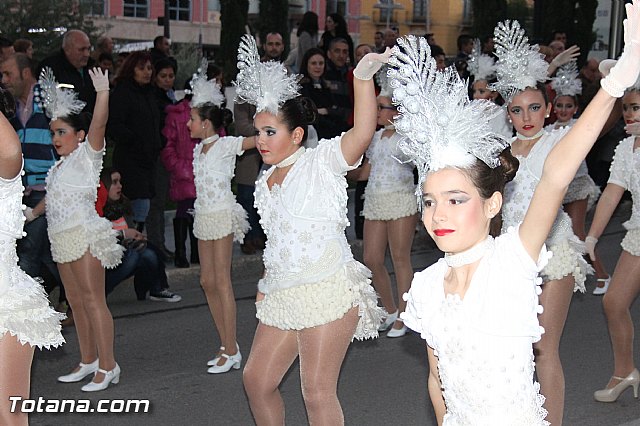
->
[161, 100, 198, 201]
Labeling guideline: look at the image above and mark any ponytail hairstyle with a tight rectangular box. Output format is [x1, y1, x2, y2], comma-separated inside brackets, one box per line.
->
[195, 103, 225, 132]
[278, 96, 318, 144]
[460, 148, 519, 237]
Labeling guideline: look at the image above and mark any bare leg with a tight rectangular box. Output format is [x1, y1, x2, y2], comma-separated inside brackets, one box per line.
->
[199, 235, 238, 359]
[0, 334, 34, 426]
[387, 214, 418, 329]
[57, 260, 98, 368]
[69, 251, 116, 383]
[363, 220, 395, 314]
[534, 275, 574, 426]
[298, 307, 359, 425]
[243, 323, 299, 426]
[602, 251, 640, 386]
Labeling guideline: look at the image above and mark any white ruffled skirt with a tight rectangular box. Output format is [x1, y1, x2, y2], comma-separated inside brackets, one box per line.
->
[49, 219, 123, 268]
[541, 238, 592, 292]
[193, 203, 249, 243]
[255, 261, 384, 340]
[0, 266, 65, 349]
[363, 191, 418, 221]
[562, 175, 601, 210]
[621, 228, 640, 256]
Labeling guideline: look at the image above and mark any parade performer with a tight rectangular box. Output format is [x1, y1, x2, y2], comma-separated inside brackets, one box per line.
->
[238, 34, 387, 424]
[0, 89, 64, 425]
[187, 60, 255, 374]
[40, 67, 124, 392]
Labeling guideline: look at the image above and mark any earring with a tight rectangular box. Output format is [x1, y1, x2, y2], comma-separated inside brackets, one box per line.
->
[202, 125, 205, 129]
[545, 113, 550, 118]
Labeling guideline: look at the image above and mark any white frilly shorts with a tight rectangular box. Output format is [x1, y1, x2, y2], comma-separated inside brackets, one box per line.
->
[563, 175, 601, 210]
[541, 238, 592, 293]
[0, 267, 65, 349]
[621, 228, 640, 257]
[193, 203, 249, 243]
[363, 191, 418, 221]
[49, 219, 123, 268]
[255, 261, 384, 341]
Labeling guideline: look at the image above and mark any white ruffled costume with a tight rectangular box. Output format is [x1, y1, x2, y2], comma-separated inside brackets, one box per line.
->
[503, 128, 592, 291]
[46, 141, 123, 267]
[0, 166, 64, 348]
[544, 119, 601, 208]
[402, 226, 549, 425]
[363, 129, 417, 220]
[609, 136, 640, 255]
[255, 137, 384, 339]
[192, 135, 249, 242]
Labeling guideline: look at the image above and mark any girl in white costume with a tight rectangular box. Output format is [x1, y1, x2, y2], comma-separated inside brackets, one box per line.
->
[546, 61, 610, 294]
[40, 68, 124, 392]
[392, 16, 640, 423]
[587, 85, 640, 402]
[0, 94, 64, 426]
[238, 35, 387, 424]
[186, 60, 255, 374]
[358, 87, 418, 337]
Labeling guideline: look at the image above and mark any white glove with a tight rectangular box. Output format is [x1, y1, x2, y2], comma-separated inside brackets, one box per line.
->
[353, 48, 392, 81]
[601, 0, 640, 97]
[24, 206, 39, 223]
[625, 121, 640, 136]
[89, 68, 110, 92]
[550, 45, 580, 68]
[585, 236, 598, 261]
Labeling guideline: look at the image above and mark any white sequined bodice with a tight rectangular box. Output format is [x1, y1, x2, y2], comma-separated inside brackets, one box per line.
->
[365, 130, 414, 195]
[255, 137, 361, 294]
[502, 128, 575, 244]
[609, 137, 640, 230]
[193, 136, 244, 214]
[46, 141, 104, 235]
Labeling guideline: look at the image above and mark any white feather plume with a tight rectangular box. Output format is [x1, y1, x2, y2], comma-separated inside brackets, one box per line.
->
[550, 60, 582, 97]
[37, 67, 86, 120]
[233, 34, 300, 114]
[188, 58, 225, 108]
[468, 39, 496, 81]
[489, 20, 548, 103]
[388, 36, 510, 193]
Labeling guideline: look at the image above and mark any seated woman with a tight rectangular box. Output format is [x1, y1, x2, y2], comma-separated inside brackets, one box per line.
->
[99, 168, 181, 303]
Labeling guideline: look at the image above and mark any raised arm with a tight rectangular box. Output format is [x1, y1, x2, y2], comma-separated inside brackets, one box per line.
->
[241, 136, 257, 151]
[520, 0, 640, 259]
[87, 68, 110, 151]
[0, 109, 22, 180]
[340, 49, 390, 166]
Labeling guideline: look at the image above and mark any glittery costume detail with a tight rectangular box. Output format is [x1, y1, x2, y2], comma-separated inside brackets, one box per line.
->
[550, 60, 582, 97]
[468, 39, 496, 81]
[187, 58, 225, 108]
[37, 67, 86, 120]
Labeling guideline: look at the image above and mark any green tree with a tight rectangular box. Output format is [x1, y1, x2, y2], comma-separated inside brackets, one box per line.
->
[219, 0, 249, 83]
[0, 0, 99, 61]
[258, 0, 289, 56]
[541, 0, 598, 64]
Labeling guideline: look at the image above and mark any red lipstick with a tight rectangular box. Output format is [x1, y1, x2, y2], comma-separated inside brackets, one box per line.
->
[434, 229, 454, 236]
[522, 125, 534, 130]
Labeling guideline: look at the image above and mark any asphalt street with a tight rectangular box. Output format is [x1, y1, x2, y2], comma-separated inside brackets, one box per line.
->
[25, 195, 640, 426]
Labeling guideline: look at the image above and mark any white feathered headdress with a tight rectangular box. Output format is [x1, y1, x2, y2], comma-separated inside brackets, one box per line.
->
[233, 34, 300, 114]
[468, 38, 496, 81]
[550, 60, 582, 98]
[388, 36, 509, 195]
[376, 64, 393, 98]
[187, 58, 225, 108]
[37, 67, 85, 120]
[488, 20, 548, 103]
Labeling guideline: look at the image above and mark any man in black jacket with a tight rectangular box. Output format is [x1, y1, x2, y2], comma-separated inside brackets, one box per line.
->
[39, 30, 96, 112]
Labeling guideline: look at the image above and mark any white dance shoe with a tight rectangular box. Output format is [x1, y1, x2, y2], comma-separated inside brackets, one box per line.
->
[207, 346, 225, 366]
[378, 310, 398, 332]
[387, 320, 407, 338]
[592, 277, 611, 295]
[594, 369, 640, 402]
[81, 364, 121, 392]
[207, 347, 242, 374]
[57, 359, 99, 383]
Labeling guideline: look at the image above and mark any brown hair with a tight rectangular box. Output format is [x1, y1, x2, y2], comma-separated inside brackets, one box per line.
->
[115, 51, 152, 85]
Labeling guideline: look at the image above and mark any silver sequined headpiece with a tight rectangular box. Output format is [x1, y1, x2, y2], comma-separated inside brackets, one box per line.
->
[489, 20, 548, 103]
[187, 58, 225, 108]
[233, 34, 301, 114]
[468, 39, 496, 81]
[388, 36, 509, 195]
[550, 60, 582, 98]
[37, 67, 86, 120]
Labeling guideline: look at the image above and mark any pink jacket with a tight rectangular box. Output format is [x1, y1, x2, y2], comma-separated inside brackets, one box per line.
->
[161, 100, 198, 201]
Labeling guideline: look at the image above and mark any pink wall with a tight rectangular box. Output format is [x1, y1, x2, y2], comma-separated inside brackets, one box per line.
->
[106, 0, 206, 22]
